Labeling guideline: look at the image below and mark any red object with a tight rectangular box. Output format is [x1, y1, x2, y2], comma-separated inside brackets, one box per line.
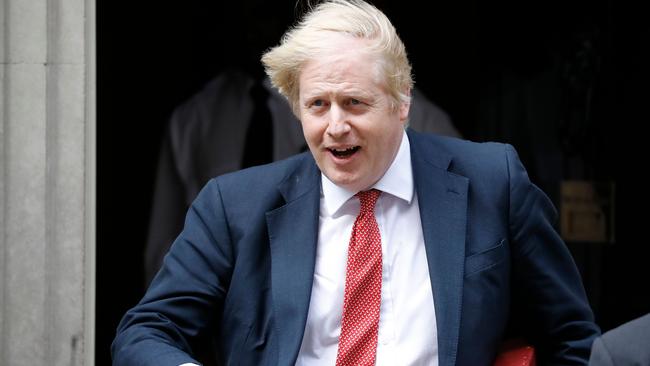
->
[493, 339, 536, 366]
[336, 190, 383, 366]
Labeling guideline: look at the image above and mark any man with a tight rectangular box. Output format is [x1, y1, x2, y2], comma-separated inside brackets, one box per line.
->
[112, 1, 600, 365]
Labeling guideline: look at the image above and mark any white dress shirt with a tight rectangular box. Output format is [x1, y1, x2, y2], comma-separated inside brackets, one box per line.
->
[296, 131, 438, 366]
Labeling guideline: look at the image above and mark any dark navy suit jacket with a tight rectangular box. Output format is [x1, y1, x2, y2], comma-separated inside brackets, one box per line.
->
[112, 130, 599, 365]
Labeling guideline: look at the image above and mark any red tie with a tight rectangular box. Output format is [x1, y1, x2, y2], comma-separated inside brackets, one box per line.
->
[335, 189, 382, 366]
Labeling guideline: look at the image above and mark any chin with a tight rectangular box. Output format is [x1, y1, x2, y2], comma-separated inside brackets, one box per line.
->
[331, 177, 355, 188]
[328, 173, 358, 190]
[324, 165, 373, 191]
[337, 178, 373, 193]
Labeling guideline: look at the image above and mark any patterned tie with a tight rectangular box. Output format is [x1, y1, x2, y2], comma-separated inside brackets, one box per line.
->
[335, 189, 382, 366]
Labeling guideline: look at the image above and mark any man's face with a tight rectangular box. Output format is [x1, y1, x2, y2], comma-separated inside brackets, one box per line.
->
[298, 35, 409, 192]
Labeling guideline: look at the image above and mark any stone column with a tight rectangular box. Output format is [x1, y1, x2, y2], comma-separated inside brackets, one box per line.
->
[0, 0, 95, 364]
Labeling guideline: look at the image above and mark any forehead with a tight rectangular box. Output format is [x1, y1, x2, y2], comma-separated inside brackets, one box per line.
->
[299, 35, 382, 94]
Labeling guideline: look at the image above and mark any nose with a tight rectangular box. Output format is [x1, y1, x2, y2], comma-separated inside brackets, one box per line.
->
[325, 105, 351, 138]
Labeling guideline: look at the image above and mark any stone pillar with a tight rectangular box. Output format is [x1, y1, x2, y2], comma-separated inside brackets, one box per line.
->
[0, 0, 95, 364]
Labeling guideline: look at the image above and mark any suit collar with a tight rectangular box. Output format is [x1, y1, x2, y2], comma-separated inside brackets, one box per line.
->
[408, 129, 468, 366]
[276, 153, 320, 203]
[267, 153, 321, 365]
[407, 128, 453, 171]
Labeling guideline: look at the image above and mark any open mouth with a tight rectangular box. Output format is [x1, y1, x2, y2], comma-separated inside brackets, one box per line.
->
[328, 146, 360, 158]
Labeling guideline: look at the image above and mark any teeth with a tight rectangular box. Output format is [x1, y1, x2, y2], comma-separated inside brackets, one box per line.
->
[329, 146, 359, 157]
[333, 147, 356, 152]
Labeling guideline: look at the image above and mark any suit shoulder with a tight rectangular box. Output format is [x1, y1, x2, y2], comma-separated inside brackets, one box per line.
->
[411, 130, 512, 174]
[200, 153, 317, 219]
[429, 132, 508, 155]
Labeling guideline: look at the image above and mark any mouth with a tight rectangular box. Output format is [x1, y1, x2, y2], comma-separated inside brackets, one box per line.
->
[327, 146, 360, 158]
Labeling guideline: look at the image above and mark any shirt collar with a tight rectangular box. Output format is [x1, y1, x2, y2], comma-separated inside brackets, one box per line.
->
[321, 130, 414, 216]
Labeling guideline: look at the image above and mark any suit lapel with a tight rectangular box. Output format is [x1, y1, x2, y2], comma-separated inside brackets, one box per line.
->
[266, 155, 321, 366]
[409, 130, 469, 366]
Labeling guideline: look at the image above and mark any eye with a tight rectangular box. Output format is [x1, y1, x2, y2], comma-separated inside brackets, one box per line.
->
[312, 99, 324, 107]
[349, 98, 361, 105]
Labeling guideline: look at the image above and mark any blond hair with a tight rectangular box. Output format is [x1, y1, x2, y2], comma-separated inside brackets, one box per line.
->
[262, 0, 413, 114]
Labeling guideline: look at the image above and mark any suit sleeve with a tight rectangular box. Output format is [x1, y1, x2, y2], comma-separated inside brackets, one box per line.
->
[505, 144, 600, 364]
[112, 179, 234, 366]
[588, 337, 614, 366]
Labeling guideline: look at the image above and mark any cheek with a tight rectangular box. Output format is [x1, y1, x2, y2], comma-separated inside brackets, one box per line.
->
[372, 118, 403, 156]
[300, 119, 323, 146]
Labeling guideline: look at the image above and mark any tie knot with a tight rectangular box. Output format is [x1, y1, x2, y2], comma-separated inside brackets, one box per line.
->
[356, 189, 381, 214]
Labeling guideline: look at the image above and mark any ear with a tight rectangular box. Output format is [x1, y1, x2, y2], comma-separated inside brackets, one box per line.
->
[398, 89, 411, 124]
